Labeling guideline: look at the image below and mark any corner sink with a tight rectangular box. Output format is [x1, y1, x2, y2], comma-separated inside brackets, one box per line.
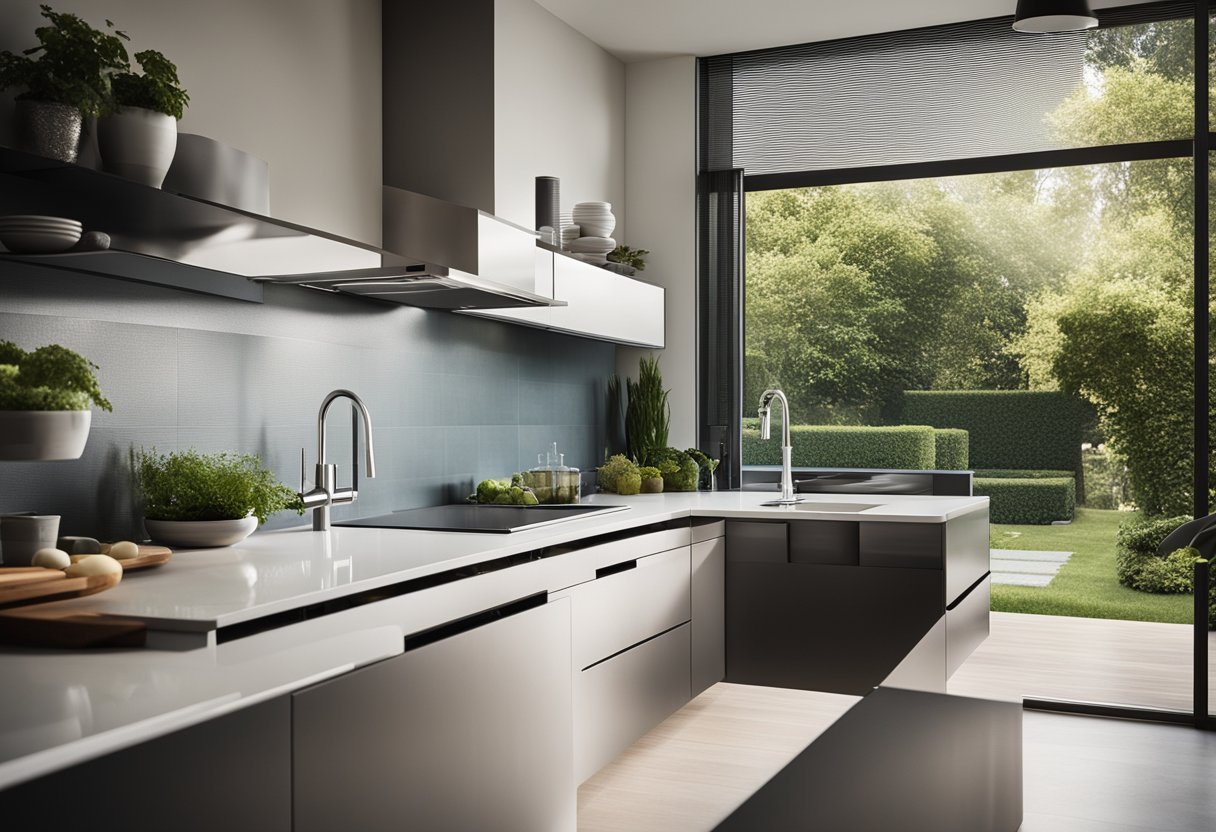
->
[759, 500, 879, 513]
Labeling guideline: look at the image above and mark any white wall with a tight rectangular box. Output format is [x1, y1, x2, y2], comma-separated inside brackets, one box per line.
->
[494, 0, 626, 238]
[618, 56, 698, 448]
[0, 0, 382, 246]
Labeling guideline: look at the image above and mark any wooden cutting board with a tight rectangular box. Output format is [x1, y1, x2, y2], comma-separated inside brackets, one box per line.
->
[0, 607, 145, 648]
[72, 544, 171, 572]
[0, 568, 120, 609]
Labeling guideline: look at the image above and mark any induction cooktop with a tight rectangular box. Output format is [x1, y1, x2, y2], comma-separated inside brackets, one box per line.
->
[334, 503, 630, 534]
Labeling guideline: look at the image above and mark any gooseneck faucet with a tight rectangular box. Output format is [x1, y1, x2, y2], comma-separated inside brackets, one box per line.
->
[758, 388, 797, 505]
[299, 389, 376, 531]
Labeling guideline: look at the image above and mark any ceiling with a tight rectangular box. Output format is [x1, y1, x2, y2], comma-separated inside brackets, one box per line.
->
[534, 0, 1146, 62]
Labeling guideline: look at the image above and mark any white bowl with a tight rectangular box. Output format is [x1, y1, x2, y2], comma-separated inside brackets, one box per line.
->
[0, 227, 82, 254]
[568, 235, 616, 255]
[573, 201, 611, 210]
[0, 215, 82, 229]
[144, 516, 258, 548]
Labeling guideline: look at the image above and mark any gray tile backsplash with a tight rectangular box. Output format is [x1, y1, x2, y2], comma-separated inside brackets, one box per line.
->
[0, 261, 613, 541]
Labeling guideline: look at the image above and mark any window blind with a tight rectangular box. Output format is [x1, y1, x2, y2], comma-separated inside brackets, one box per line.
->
[702, 2, 1195, 178]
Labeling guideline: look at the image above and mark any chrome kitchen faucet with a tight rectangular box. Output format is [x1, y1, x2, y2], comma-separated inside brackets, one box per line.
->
[300, 389, 377, 531]
[758, 388, 797, 505]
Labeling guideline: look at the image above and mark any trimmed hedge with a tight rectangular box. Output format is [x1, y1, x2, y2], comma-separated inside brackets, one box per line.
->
[933, 429, 969, 470]
[974, 476, 1075, 524]
[742, 424, 937, 470]
[975, 469, 1074, 480]
[900, 390, 1085, 473]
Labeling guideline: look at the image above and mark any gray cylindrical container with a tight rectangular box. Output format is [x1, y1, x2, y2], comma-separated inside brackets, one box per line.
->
[535, 176, 560, 234]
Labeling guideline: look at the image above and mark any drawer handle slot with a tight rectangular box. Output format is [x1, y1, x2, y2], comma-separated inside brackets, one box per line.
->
[596, 559, 638, 579]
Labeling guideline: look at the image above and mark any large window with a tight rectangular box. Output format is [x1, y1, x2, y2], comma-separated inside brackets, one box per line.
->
[701, 4, 1213, 721]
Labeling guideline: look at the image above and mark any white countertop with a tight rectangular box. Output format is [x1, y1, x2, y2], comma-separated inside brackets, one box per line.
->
[18, 491, 987, 633]
[0, 490, 986, 789]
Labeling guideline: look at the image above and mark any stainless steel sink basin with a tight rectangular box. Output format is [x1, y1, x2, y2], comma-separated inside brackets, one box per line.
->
[759, 500, 879, 512]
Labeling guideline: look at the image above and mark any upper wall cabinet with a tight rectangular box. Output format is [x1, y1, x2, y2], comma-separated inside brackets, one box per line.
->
[465, 250, 665, 349]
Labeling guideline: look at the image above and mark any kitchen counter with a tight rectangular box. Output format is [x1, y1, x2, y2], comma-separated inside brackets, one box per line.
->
[0, 490, 986, 790]
[12, 491, 988, 635]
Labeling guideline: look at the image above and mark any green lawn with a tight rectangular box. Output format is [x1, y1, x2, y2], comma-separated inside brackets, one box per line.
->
[990, 508, 1194, 624]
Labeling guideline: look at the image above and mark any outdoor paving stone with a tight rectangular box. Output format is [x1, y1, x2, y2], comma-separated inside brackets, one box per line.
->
[990, 572, 1055, 587]
[991, 549, 1073, 563]
[991, 559, 1063, 575]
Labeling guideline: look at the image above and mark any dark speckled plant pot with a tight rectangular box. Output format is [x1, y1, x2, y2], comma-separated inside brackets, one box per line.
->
[14, 99, 83, 163]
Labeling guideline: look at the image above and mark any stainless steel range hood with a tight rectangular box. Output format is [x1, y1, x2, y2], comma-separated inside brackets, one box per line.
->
[255, 188, 562, 311]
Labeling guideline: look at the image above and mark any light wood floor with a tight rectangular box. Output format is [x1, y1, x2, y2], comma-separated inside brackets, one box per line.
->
[578, 684, 1216, 832]
[949, 611, 1216, 713]
[577, 683, 858, 832]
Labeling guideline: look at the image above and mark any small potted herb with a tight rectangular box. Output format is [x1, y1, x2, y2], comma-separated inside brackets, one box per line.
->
[0, 5, 130, 162]
[134, 448, 303, 548]
[98, 48, 189, 187]
[0, 340, 112, 460]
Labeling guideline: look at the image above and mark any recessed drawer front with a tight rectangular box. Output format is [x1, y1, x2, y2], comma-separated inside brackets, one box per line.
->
[858, 522, 943, 569]
[569, 546, 691, 670]
[947, 574, 990, 677]
[575, 622, 692, 782]
[726, 520, 788, 563]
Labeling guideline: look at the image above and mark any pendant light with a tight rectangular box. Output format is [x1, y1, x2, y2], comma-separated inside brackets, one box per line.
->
[1012, 0, 1098, 33]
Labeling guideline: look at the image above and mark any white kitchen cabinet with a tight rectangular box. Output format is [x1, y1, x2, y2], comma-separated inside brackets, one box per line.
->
[555, 538, 694, 783]
[691, 532, 727, 697]
[464, 249, 666, 347]
[574, 622, 692, 782]
[292, 598, 574, 832]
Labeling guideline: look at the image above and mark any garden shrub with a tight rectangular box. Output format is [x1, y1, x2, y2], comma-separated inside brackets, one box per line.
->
[933, 429, 969, 470]
[1114, 515, 1196, 592]
[741, 423, 936, 470]
[974, 469, 1074, 480]
[973, 476, 1075, 524]
[900, 389, 1086, 478]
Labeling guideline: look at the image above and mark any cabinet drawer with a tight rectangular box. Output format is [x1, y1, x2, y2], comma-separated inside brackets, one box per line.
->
[575, 622, 691, 782]
[859, 522, 943, 569]
[567, 546, 691, 669]
[947, 574, 990, 677]
[726, 520, 788, 563]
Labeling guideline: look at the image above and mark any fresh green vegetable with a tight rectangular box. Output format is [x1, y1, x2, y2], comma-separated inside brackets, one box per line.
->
[473, 477, 538, 505]
[607, 244, 649, 271]
[625, 355, 669, 463]
[648, 447, 699, 492]
[597, 454, 640, 494]
[134, 448, 302, 524]
[112, 48, 188, 119]
[0, 341, 112, 411]
[684, 448, 720, 475]
[638, 466, 663, 493]
[0, 5, 131, 118]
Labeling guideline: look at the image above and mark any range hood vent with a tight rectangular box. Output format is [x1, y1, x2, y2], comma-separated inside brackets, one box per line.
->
[257, 188, 562, 311]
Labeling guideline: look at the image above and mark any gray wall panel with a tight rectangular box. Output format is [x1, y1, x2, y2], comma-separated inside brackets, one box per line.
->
[0, 263, 612, 542]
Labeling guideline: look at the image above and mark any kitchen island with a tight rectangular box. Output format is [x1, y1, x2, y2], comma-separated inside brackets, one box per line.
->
[0, 491, 1013, 831]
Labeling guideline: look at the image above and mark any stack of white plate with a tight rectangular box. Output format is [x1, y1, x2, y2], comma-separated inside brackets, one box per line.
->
[572, 202, 615, 238]
[0, 215, 82, 254]
[567, 235, 616, 264]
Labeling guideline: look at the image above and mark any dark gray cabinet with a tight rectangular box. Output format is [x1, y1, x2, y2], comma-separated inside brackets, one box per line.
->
[725, 513, 989, 695]
[292, 598, 575, 832]
[0, 697, 291, 832]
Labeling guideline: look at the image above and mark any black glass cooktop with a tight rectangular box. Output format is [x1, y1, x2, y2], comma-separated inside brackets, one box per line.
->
[335, 503, 629, 534]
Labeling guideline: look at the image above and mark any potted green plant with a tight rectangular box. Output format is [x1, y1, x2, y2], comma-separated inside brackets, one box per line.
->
[98, 48, 189, 187]
[0, 340, 112, 460]
[134, 448, 303, 548]
[624, 355, 669, 463]
[0, 5, 130, 162]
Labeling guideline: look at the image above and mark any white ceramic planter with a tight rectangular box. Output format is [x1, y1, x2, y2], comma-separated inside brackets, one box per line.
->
[144, 516, 258, 548]
[97, 106, 178, 188]
[0, 411, 91, 460]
